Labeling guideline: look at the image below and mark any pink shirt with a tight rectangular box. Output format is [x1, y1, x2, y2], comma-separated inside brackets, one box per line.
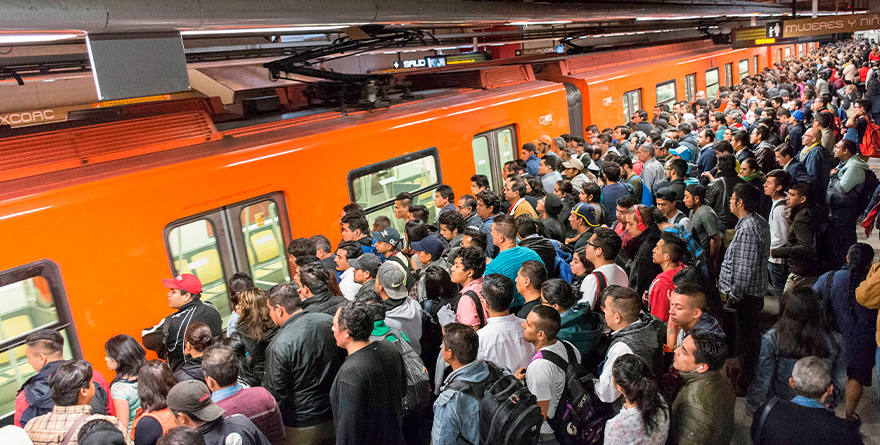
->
[456, 278, 489, 327]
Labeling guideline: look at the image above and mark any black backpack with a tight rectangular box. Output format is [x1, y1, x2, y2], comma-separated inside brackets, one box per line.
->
[447, 362, 544, 445]
[370, 326, 432, 416]
[540, 342, 613, 445]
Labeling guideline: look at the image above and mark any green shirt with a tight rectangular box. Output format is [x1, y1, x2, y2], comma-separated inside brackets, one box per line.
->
[690, 205, 720, 251]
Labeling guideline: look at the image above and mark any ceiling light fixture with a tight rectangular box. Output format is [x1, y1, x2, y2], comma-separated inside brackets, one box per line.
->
[0, 34, 79, 44]
[509, 20, 572, 26]
[181, 25, 352, 36]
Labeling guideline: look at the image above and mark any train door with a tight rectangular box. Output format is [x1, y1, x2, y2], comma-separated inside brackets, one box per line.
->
[472, 126, 517, 191]
[622, 89, 641, 122]
[164, 192, 292, 326]
[563, 83, 584, 138]
[685, 74, 697, 102]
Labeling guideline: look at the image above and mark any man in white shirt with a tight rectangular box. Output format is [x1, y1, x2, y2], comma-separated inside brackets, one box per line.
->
[477, 274, 534, 372]
[764, 170, 790, 297]
[516, 305, 580, 441]
[579, 227, 629, 309]
[335, 241, 363, 300]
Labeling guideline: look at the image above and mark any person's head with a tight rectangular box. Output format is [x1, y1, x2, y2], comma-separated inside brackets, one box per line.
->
[540, 279, 576, 313]
[611, 354, 666, 435]
[201, 345, 240, 392]
[538, 156, 557, 175]
[372, 216, 392, 232]
[683, 184, 706, 210]
[652, 232, 686, 267]
[614, 195, 636, 224]
[156, 427, 206, 445]
[569, 202, 600, 233]
[340, 213, 369, 241]
[332, 300, 374, 349]
[848, 243, 875, 277]
[234, 287, 275, 342]
[183, 322, 214, 358]
[625, 205, 654, 238]
[490, 214, 517, 249]
[739, 158, 759, 178]
[729, 183, 762, 217]
[834, 138, 858, 162]
[764, 169, 790, 198]
[341, 203, 365, 219]
[802, 126, 820, 148]
[310, 235, 333, 259]
[376, 261, 409, 300]
[790, 356, 834, 401]
[522, 305, 561, 346]
[666, 158, 687, 181]
[104, 335, 146, 381]
[228, 272, 254, 313]
[601, 286, 641, 331]
[458, 194, 478, 218]
[77, 418, 127, 445]
[602, 161, 621, 183]
[482, 274, 515, 314]
[580, 182, 601, 204]
[673, 331, 727, 373]
[162, 274, 202, 309]
[461, 227, 488, 252]
[475, 190, 501, 219]
[438, 210, 466, 241]
[266, 282, 302, 325]
[138, 360, 177, 412]
[349, 252, 382, 285]
[470, 175, 490, 196]
[334, 240, 361, 272]
[668, 283, 707, 330]
[411, 234, 446, 265]
[49, 359, 94, 407]
[521, 142, 538, 159]
[654, 187, 678, 217]
[286, 238, 317, 267]
[586, 226, 622, 265]
[515, 260, 547, 297]
[434, 184, 455, 209]
[25, 329, 65, 372]
[636, 142, 655, 163]
[423, 264, 457, 301]
[442, 323, 479, 369]
[774, 143, 796, 167]
[449, 246, 486, 285]
[167, 380, 225, 426]
[394, 192, 414, 219]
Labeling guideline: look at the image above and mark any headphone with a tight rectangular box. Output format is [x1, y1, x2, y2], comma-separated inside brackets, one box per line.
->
[632, 206, 647, 232]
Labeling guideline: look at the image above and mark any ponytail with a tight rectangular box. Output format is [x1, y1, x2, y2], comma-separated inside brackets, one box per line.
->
[611, 354, 668, 435]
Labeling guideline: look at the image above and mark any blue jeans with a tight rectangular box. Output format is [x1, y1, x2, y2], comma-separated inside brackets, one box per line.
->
[767, 262, 788, 297]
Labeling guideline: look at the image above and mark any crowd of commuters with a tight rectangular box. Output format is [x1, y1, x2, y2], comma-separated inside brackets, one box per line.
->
[7, 38, 880, 445]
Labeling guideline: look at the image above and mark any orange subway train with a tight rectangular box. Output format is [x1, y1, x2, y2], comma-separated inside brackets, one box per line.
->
[0, 39, 814, 422]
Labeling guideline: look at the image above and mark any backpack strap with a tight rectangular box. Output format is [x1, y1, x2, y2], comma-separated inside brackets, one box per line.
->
[464, 290, 486, 327]
[753, 397, 780, 444]
[538, 348, 570, 373]
[60, 414, 90, 445]
[592, 271, 608, 297]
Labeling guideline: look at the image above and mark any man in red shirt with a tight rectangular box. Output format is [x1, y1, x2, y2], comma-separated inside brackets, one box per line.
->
[646, 232, 686, 322]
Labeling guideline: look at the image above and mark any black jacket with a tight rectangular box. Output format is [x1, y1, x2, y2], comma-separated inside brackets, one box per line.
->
[301, 290, 346, 316]
[518, 235, 557, 278]
[771, 203, 824, 276]
[18, 360, 110, 427]
[142, 298, 223, 371]
[201, 414, 271, 445]
[542, 217, 565, 243]
[627, 224, 663, 296]
[263, 311, 346, 428]
[175, 357, 206, 384]
[706, 175, 745, 231]
[751, 398, 863, 445]
[236, 327, 279, 387]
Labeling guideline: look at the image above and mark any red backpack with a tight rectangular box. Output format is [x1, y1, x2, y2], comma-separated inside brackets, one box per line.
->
[861, 117, 880, 158]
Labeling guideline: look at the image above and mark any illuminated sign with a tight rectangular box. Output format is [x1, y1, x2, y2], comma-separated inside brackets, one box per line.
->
[92, 94, 172, 108]
[755, 38, 776, 45]
[0, 109, 59, 126]
[392, 59, 428, 69]
[782, 14, 880, 38]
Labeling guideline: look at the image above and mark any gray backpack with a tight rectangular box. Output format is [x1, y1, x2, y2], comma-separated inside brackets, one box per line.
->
[370, 326, 431, 416]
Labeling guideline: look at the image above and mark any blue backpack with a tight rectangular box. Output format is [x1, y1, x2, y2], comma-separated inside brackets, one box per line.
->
[550, 240, 574, 284]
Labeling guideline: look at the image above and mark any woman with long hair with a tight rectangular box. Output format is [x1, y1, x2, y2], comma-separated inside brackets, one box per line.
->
[569, 247, 595, 291]
[746, 286, 845, 414]
[814, 242, 877, 425]
[176, 322, 215, 383]
[226, 272, 255, 335]
[131, 360, 179, 445]
[233, 287, 279, 387]
[105, 335, 147, 432]
[605, 354, 669, 444]
[297, 262, 346, 315]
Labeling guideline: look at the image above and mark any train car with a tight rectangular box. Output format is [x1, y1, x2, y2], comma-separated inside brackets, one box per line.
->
[0, 66, 569, 421]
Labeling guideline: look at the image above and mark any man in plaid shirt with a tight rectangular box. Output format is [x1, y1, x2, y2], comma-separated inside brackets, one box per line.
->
[24, 360, 130, 445]
[720, 183, 771, 394]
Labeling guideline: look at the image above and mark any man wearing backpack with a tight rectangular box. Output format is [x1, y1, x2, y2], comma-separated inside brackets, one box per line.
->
[432, 323, 488, 445]
[828, 139, 873, 271]
[578, 227, 629, 309]
[516, 305, 581, 444]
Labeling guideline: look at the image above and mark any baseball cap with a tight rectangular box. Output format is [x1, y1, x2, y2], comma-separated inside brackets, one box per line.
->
[372, 227, 401, 246]
[410, 234, 446, 258]
[348, 253, 382, 276]
[561, 158, 584, 171]
[543, 194, 564, 217]
[571, 202, 600, 227]
[377, 261, 408, 299]
[669, 146, 690, 158]
[539, 135, 553, 145]
[655, 187, 678, 202]
[161, 274, 202, 295]
[166, 380, 225, 421]
[792, 110, 805, 122]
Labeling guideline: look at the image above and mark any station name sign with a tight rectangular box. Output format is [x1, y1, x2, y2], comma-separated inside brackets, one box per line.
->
[778, 13, 880, 38]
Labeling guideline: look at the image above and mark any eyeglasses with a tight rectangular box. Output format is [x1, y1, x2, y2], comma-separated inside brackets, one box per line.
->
[583, 240, 596, 248]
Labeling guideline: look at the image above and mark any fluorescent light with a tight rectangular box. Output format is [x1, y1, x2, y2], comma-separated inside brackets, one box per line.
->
[509, 20, 572, 26]
[181, 26, 350, 36]
[0, 34, 79, 44]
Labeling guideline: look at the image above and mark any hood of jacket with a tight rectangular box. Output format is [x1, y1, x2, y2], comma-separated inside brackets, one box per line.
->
[301, 290, 345, 315]
[840, 153, 870, 176]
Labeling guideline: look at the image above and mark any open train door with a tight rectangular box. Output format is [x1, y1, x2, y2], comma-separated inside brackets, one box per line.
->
[472, 125, 517, 191]
[563, 83, 584, 138]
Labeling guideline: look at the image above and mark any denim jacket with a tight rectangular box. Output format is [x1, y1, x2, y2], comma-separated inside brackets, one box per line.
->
[432, 360, 491, 445]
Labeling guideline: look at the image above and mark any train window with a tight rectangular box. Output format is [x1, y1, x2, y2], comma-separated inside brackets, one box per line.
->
[685, 74, 696, 102]
[705, 68, 720, 101]
[784, 47, 792, 61]
[239, 201, 290, 288]
[348, 148, 441, 231]
[0, 261, 77, 421]
[776, 49, 782, 63]
[753, 56, 759, 73]
[472, 125, 518, 191]
[167, 219, 231, 320]
[724, 63, 733, 87]
[655, 81, 677, 107]
[798, 44, 804, 58]
[739, 59, 749, 81]
[622, 89, 642, 122]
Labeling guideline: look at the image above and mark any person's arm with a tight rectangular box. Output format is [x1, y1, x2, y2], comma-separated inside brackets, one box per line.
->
[838, 163, 866, 193]
[332, 379, 365, 445]
[856, 262, 880, 309]
[431, 392, 464, 445]
[667, 320, 681, 350]
[746, 332, 777, 414]
[262, 344, 290, 406]
[771, 215, 813, 259]
[595, 342, 632, 403]
[141, 317, 169, 357]
[112, 398, 130, 432]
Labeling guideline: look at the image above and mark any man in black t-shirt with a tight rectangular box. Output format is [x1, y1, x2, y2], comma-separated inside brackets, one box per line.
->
[330, 301, 406, 445]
